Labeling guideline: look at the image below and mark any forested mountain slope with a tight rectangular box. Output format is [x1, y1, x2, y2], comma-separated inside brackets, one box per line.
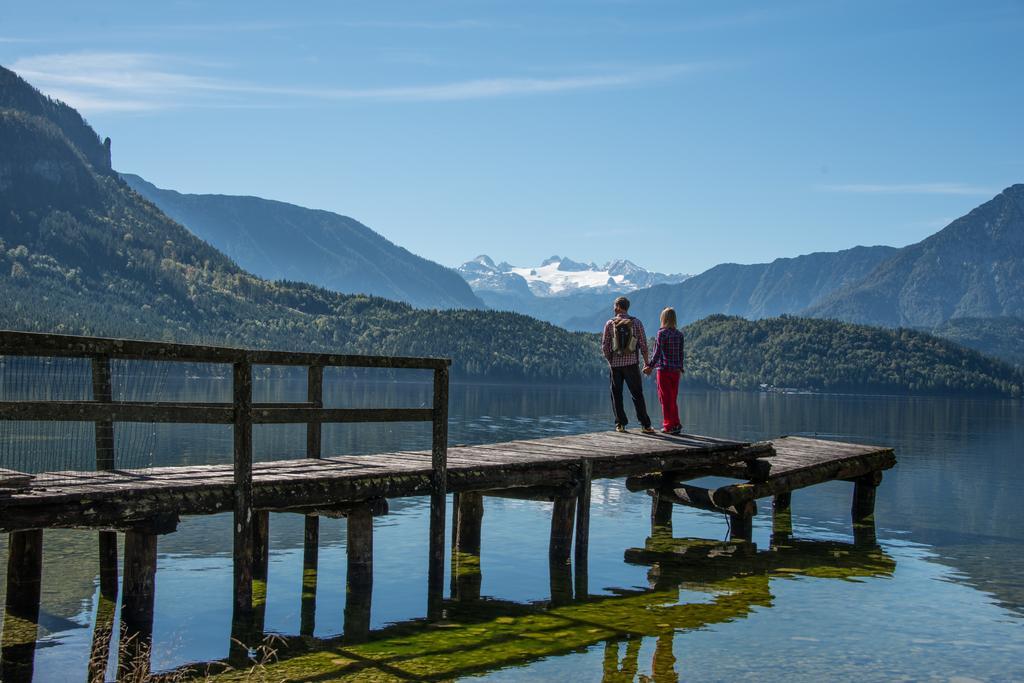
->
[681, 315, 1022, 397]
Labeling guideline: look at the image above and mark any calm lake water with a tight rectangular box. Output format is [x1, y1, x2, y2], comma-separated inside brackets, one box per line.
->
[1, 371, 1023, 681]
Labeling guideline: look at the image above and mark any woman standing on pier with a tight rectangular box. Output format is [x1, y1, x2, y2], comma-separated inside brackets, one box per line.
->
[643, 307, 685, 434]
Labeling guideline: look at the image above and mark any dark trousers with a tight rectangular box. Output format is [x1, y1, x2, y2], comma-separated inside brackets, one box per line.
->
[609, 364, 652, 429]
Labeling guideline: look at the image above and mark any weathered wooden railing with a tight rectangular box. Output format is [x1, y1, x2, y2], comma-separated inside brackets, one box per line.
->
[0, 330, 451, 646]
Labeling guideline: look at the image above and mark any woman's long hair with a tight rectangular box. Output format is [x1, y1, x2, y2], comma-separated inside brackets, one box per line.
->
[660, 307, 677, 329]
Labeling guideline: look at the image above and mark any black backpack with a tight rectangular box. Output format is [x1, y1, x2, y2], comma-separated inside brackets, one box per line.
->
[611, 317, 637, 355]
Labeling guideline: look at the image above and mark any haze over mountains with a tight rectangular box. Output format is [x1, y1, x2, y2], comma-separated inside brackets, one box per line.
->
[122, 174, 483, 311]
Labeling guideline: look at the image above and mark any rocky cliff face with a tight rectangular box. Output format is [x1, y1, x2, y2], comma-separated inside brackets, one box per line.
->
[0, 65, 112, 175]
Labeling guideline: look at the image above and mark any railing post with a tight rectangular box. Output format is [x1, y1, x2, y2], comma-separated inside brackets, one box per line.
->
[91, 355, 120, 680]
[427, 364, 449, 620]
[301, 365, 323, 637]
[231, 359, 254, 648]
[91, 356, 119, 595]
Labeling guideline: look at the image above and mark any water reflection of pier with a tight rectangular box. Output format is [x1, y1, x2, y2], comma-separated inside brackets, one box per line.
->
[157, 513, 893, 681]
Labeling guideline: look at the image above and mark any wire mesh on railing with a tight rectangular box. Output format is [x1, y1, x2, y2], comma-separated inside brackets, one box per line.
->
[0, 354, 439, 485]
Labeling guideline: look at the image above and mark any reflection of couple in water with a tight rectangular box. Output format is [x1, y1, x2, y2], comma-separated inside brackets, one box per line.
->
[601, 296, 684, 435]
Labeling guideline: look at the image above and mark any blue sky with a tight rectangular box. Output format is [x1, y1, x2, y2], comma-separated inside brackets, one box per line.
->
[2, 1, 1022, 274]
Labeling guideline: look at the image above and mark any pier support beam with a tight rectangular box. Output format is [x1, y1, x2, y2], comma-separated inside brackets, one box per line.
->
[89, 531, 120, 683]
[451, 492, 484, 602]
[549, 494, 576, 606]
[301, 364, 323, 638]
[1, 530, 42, 683]
[427, 366, 449, 621]
[728, 500, 757, 542]
[574, 460, 593, 599]
[852, 471, 882, 524]
[300, 515, 319, 637]
[118, 530, 157, 681]
[344, 504, 374, 643]
[231, 361, 255, 647]
[252, 511, 270, 636]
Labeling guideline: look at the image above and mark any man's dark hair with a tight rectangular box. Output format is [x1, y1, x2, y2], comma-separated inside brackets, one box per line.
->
[614, 296, 630, 311]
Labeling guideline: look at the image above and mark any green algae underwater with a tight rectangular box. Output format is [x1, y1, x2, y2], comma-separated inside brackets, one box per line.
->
[170, 535, 895, 682]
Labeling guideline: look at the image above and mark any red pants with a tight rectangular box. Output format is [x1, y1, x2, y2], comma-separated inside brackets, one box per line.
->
[656, 368, 681, 431]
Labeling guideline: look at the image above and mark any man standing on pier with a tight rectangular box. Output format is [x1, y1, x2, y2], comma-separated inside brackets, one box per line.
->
[602, 296, 655, 434]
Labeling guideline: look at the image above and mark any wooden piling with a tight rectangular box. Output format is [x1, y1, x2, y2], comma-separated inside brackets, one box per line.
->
[1, 530, 42, 683]
[452, 492, 484, 601]
[90, 530, 119, 683]
[118, 530, 157, 681]
[231, 360, 254, 641]
[574, 459, 593, 598]
[427, 366, 449, 621]
[300, 364, 324, 637]
[300, 515, 319, 637]
[344, 504, 374, 642]
[549, 494, 576, 606]
[252, 510, 270, 634]
[728, 500, 757, 542]
[454, 492, 483, 556]
[550, 494, 576, 565]
[852, 470, 883, 524]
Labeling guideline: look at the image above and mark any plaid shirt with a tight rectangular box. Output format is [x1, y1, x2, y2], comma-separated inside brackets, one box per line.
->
[647, 326, 684, 371]
[602, 314, 649, 368]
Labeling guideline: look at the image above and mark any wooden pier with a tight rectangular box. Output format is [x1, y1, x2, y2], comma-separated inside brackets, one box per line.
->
[0, 331, 896, 681]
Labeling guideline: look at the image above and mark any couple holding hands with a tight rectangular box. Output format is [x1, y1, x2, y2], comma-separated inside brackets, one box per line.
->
[601, 296, 684, 435]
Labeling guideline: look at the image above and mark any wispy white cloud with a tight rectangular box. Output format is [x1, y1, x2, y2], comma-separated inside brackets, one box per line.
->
[10, 51, 704, 113]
[819, 183, 996, 196]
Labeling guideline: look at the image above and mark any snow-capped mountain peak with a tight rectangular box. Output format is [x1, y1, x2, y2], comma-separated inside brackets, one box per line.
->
[457, 255, 689, 297]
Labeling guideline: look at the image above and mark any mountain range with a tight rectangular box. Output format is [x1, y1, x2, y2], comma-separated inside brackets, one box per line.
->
[564, 187, 1024, 367]
[1, 62, 1020, 394]
[457, 254, 689, 326]
[565, 245, 898, 330]
[122, 174, 483, 311]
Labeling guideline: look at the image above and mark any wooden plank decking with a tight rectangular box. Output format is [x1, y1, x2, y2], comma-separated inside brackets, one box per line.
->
[0, 431, 773, 533]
